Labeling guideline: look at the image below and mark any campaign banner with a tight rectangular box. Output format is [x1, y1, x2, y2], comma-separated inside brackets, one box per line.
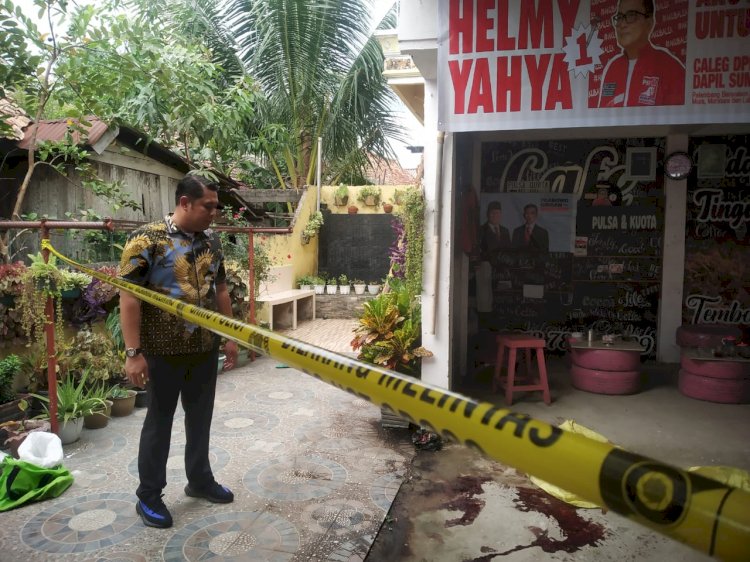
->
[480, 192, 576, 252]
[437, 0, 750, 132]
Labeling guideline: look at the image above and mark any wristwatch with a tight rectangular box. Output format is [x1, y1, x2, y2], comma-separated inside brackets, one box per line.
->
[125, 347, 143, 358]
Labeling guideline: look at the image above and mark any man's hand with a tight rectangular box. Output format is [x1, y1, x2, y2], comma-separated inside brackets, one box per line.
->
[125, 355, 149, 388]
[223, 340, 239, 371]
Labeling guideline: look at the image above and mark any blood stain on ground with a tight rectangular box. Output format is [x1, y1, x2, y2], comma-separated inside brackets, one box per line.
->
[441, 475, 493, 527]
[467, 486, 608, 561]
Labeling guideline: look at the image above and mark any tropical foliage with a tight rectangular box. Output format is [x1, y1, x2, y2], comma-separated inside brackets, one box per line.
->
[351, 278, 431, 377]
[163, 0, 403, 186]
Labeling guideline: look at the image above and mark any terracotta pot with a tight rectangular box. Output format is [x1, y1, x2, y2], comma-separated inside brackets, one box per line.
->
[84, 400, 113, 430]
[348, 205, 358, 214]
[110, 390, 137, 417]
[382, 203, 393, 213]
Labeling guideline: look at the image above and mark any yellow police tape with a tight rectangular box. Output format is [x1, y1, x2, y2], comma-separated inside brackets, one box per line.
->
[44, 240, 749, 560]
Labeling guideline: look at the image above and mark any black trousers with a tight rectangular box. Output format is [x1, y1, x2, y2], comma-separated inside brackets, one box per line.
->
[136, 351, 218, 502]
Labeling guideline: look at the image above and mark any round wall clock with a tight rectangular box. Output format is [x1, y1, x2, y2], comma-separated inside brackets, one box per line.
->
[664, 152, 693, 180]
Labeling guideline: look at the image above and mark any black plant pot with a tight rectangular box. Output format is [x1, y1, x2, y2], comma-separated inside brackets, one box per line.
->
[134, 389, 148, 408]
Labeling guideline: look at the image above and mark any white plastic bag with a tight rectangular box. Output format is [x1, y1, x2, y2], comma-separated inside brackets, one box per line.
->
[17, 432, 64, 468]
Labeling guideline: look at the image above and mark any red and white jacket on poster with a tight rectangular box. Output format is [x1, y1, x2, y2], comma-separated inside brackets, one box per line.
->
[597, 43, 685, 107]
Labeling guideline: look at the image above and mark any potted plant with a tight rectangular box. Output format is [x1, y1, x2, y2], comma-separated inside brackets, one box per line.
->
[326, 276, 338, 295]
[83, 382, 113, 430]
[26, 370, 106, 444]
[16, 252, 66, 345]
[367, 280, 381, 295]
[297, 275, 315, 290]
[338, 274, 351, 295]
[392, 189, 405, 206]
[382, 201, 394, 213]
[348, 205, 358, 214]
[59, 270, 92, 299]
[302, 211, 324, 244]
[108, 385, 137, 417]
[352, 279, 367, 295]
[357, 186, 381, 207]
[0, 354, 25, 424]
[313, 275, 326, 295]
[334, 184, 349, 206]
[58, 328, 122, 385]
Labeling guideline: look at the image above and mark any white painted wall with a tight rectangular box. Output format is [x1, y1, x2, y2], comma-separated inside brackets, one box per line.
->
[419, 78, 453, 390]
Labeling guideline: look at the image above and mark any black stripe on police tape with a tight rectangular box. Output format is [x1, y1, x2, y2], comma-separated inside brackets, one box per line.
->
[43, 241, 750, 559]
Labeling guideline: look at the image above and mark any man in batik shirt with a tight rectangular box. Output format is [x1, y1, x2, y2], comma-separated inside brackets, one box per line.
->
[119, 175, 238, 528]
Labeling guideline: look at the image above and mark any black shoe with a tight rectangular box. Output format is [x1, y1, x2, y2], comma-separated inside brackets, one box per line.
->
[184, 481, 234, 503]
[136, 495, 173, 528]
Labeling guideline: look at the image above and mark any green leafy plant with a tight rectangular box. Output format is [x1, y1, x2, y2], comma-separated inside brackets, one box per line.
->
[105, 307, 125, 354]
[338, 274, 349, 286]
[357, 186, 381, 205]
[352, 279, 365, 285]
[0, 354, 21, 404]
[108, 385, 131, 400]
[334, 184, 350, 205]
[59, 270, 92, 292]
[297, 275, 315, 287]
[27, 369, 106, 424]
[303, 211, 324, 238]
[351, 278, 431, 377]
[224, 259, 249, 319]
[17, 253, 65, 345]
[395, 188, 426, 298]
[17, 342, 57, 392]
[58, 328, 122, 383]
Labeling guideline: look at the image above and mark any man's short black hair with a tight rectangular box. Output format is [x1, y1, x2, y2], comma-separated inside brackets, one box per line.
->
[623, 0, 653, 15]
[523, 203, 538, 213]
[175, 175, 218, 205]
[487, 201, 502, 214]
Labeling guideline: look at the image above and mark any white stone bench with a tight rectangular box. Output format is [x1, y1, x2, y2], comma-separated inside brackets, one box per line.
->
[255, 265, 315, 330]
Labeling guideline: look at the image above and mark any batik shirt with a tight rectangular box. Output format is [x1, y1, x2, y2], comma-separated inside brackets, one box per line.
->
[118, 215, 226, 355]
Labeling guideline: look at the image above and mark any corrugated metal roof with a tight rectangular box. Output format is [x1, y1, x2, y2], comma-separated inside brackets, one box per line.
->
[17, 116, 111, 150]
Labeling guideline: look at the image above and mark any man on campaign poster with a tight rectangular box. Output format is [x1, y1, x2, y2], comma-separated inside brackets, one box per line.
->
[480, 193, 575, 254]
[596, 0, 686, 108]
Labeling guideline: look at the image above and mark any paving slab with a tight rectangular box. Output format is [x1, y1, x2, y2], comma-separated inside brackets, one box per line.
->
[0, 346, 414, 561]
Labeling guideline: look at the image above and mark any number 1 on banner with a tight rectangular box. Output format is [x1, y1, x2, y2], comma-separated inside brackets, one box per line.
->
[575, 33, 593, 66]
[563, 23, 603, 78]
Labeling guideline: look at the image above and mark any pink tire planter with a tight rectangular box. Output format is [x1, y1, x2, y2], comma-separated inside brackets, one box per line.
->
[676, 324, 742, 349]
[570, 364, 641, 395]
[571, 348, 640, 372]
[678, 369, 750, 404]
[680, 355, 749, 379]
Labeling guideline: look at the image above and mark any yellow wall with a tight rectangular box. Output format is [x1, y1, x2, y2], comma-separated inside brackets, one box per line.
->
[255, 187, 319, 283]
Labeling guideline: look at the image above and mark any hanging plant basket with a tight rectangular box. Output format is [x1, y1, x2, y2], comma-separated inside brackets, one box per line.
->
[334, 194, 349, 206]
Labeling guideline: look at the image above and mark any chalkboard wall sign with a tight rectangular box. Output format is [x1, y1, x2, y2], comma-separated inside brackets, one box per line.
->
[683, 135, 750, 326]
[318, 210, 396, 283]
[477, 139, 665, 357]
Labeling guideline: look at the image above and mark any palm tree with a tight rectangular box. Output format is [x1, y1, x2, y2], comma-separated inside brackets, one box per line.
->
[177, 0, 404, 188]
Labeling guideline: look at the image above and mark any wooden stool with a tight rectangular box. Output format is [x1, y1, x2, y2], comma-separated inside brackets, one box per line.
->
[492, 334, 551, 405]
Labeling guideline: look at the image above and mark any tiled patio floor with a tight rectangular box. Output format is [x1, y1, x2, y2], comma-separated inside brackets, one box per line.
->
[0, 318, 414, 561]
